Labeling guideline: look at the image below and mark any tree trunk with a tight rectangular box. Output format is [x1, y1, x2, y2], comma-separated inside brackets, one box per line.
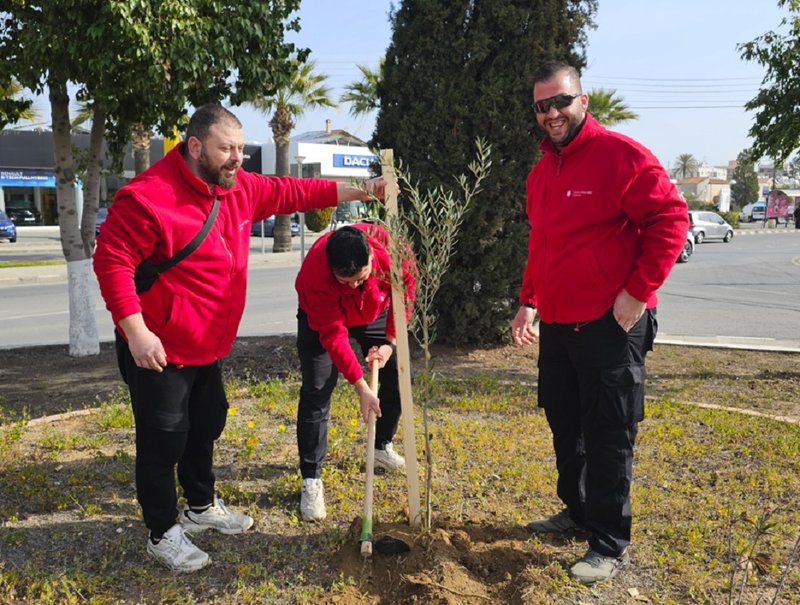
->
[270, 107, 293, 253]
[49, 75, 99, 357]
[81, 106, 106, 257]
[132, 122, 151, 175]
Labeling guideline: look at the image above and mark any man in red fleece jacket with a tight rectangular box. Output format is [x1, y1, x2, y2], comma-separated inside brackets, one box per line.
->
[294, 223, 415, 521]
[510, 61, 689, 585]
[94, 105, 386, 573]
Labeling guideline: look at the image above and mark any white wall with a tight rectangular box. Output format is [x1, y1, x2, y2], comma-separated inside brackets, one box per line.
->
[259, 141, 376, 180]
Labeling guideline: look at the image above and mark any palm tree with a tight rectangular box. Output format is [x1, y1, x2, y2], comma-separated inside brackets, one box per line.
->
[673, 153, 699, 179]
[1, 78, 40, 125]
[586, 88, 638, 126]
[340, 58, 384, 117]
[250, 60, 337, 252]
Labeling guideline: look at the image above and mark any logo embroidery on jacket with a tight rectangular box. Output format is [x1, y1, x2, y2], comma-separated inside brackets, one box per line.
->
[566, 190, 593, 198]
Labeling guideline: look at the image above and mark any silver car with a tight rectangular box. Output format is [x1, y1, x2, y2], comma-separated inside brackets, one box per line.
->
[689, 211, 734, 244]
[676, 231, 694, 263]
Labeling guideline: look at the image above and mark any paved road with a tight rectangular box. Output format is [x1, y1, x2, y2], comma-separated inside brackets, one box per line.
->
[1, 226, 799, 351]
[657, 228, 800, 349]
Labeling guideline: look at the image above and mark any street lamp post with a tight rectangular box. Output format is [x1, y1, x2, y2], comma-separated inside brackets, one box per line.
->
[296, 155, 306, 261]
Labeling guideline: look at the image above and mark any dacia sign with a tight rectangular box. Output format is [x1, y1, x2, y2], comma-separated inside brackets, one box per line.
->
[333, 154, 376, 168]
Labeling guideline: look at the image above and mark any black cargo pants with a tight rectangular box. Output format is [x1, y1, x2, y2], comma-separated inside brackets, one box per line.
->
[296, 308, 401, 479]
[537, 308, 656, 557]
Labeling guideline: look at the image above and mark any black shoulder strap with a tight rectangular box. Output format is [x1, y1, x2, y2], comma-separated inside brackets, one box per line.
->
[154, 196, 220, 272]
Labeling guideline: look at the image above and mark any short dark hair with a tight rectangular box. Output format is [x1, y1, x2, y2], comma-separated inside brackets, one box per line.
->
[326, 226, 370, 277]
[186, 104, 242, 142]
[532, 60, 582, 91]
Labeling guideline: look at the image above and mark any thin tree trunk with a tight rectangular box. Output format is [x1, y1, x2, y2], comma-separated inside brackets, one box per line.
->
[271, 108, 293, 253]
[81, 106, 106, 256]
[49, 75, 99, 357]
[132, 122, 151, 175]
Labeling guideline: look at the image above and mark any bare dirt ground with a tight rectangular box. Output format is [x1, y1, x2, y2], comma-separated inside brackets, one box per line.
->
[1, 337, 799, 604]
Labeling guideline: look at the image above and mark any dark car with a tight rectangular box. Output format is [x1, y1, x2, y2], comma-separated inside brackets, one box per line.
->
[251, 215, 300, 237]
[6, 206, 41, 225]
[95, 207, 108, 236]
[0, 211, 17, 242]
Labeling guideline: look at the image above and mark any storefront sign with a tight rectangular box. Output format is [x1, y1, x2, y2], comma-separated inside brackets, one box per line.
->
[332, 154, 376, 168]
[0, 169, 57, 188]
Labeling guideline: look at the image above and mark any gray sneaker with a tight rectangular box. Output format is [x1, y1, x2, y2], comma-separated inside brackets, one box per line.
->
[147, 524, 210, 573]
[526, 508, 583, 534]
[180, 496, 254, 535]
[570, 548, 630, 585]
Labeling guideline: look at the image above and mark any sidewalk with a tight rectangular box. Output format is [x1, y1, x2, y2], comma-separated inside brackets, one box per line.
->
[0, 226, 314, 286]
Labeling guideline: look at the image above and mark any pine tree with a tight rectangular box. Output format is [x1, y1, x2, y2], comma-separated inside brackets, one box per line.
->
[373, 0, 597, 344]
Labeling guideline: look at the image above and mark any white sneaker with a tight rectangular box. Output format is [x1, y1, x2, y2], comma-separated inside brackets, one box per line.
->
[374, 442, 405, 472]
[180, 496, 254, 535]
[146, 524, 210, 573]
[300, 478, 326, 521]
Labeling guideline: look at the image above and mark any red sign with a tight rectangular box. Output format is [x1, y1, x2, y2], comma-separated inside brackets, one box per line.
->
[766, 190, 790, 219]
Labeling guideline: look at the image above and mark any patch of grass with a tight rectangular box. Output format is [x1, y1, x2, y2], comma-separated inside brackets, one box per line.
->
[96, 390, 133, 430]
[0, 372, 798, 604]
[0, 259, 65, 269]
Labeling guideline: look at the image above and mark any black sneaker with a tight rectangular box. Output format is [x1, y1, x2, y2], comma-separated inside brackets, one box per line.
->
[526, 508, 583, 534]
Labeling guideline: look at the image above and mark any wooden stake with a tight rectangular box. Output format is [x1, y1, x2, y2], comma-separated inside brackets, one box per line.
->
[380, 149, 422, 528]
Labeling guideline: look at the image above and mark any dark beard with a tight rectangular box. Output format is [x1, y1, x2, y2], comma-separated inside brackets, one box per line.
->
[551, 115, 587, 150]
[198, 148, 237, 189]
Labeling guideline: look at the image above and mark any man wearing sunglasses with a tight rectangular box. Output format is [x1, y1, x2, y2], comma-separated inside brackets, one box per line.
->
[511, 61, 689, 585]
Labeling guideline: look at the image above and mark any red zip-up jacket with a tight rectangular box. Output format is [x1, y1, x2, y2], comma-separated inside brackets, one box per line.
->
[520, 114, 689, 324]
[93, 144, 338, 366]
[295, 223, 416, 384]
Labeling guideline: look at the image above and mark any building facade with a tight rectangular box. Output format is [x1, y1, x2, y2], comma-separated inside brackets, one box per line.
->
[1, 120, 374, 226]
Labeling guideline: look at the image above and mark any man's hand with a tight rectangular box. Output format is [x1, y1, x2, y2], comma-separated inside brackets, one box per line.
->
[613, 289, 646, 332]
[128, 331, 168, 372]
[365, 344, 393, 368]
[119, 313, 167, 372]
[511, 305, 539, 346]
[354, 377, 382, 423]
[362, 176, 388, 200]
[336, 176, 393, 203]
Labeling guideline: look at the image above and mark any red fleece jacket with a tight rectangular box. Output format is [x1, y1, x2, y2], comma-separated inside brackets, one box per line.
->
[295, 223, 416, 384]
[93, 144, 338, 365]
[520, 114, 689, 324]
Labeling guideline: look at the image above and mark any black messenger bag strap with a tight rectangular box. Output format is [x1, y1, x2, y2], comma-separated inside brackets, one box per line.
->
[153, 196, 220, 273]
[134, 196, 220, 294]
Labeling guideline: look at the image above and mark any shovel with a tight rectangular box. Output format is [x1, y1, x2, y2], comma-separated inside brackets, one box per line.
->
[360, 359, 380, 557]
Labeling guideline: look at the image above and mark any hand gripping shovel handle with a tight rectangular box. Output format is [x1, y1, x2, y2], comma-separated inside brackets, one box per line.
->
[360, 359, 380, 557]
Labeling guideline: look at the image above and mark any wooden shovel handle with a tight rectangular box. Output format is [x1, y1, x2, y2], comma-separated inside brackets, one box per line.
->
[360, 359, 380, 556]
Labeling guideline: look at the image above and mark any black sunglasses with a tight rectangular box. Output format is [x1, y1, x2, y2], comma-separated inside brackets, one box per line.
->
[533, 93, 579, 114]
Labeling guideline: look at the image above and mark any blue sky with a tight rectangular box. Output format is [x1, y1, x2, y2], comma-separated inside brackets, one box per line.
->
[235, 0, 792, 170]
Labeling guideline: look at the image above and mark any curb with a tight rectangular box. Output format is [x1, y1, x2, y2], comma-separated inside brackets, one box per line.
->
[656, 334, 800, 353]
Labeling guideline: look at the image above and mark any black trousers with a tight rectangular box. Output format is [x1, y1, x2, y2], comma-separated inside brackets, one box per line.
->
[296, 308, 401, 479]
[537, 308, 656, 557]
[116, 332, 228, 535]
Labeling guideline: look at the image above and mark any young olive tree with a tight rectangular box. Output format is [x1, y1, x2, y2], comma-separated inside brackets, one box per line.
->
[384, 138, 491, 528]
